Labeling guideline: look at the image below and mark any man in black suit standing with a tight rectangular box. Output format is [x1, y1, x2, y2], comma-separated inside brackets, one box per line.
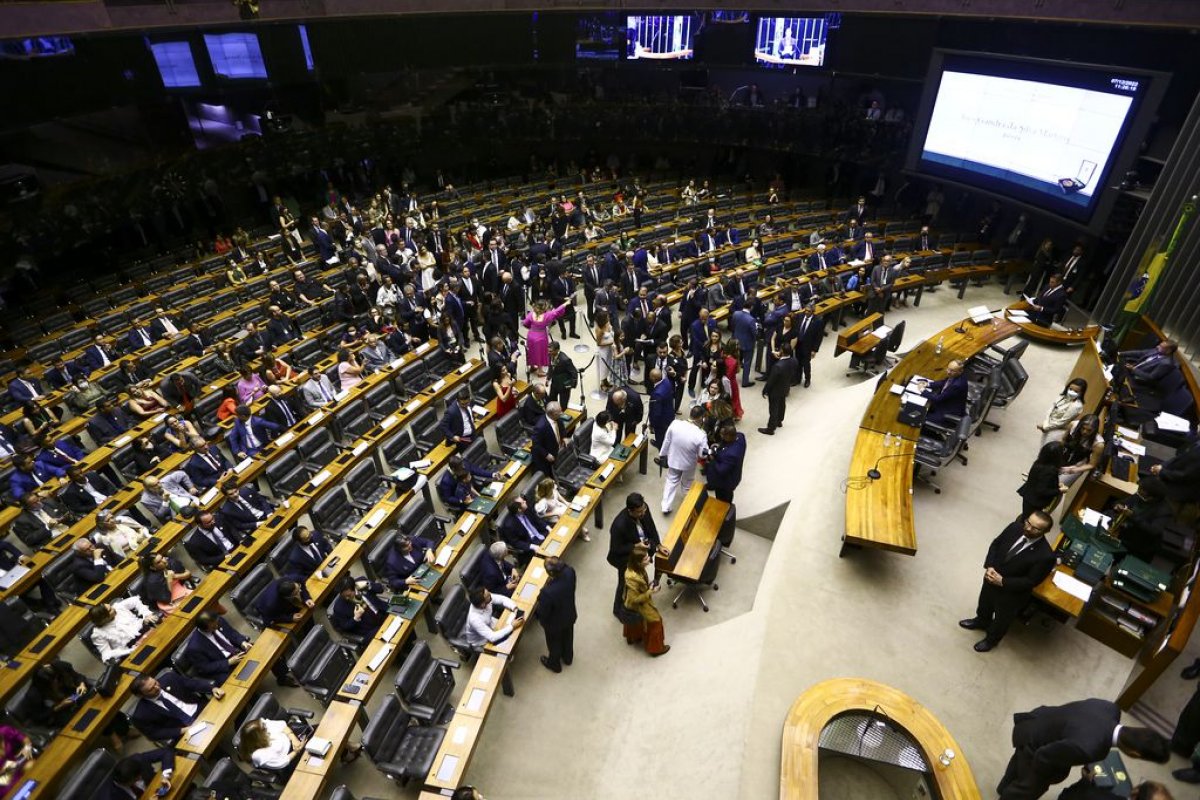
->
[605, 387, 643, 440]
[996, 697, 1168, 799]
[759, 343, 798, 436]
[606, 493, 664, 620]
[959, 510, 1056, 652]
[535, 556, 577, 673]
[794, 303, 825, 388]
[531, 401, 564, 477]
[581, 253, 604, 327]
[1028, 273, 1069, 327]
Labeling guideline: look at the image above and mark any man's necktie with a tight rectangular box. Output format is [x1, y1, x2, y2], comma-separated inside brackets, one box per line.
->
[278, 401, 294, 426]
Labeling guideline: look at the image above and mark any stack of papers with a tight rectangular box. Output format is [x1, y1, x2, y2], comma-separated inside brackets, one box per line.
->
[1157, 412, 1191, 433]
[874, 325, 893, 340]
[1081, 508, 1113, 530]
[1116, 426, 1140, 440]
[1119, 440, 1146, 457]
[1007, 309, 1031, 323]
[968, 305, 993, 323]
[1052, 572, 1093, 603]
[900, 393, 928, 408]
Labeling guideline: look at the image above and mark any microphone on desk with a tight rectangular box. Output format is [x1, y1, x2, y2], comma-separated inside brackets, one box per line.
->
[867, 452, 911, 481]
[954, 316, 970, 335]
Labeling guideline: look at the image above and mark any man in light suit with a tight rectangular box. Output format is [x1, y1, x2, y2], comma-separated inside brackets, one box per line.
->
[959, 511, 1056, 652]
[995, 697, 1168, 799]
[300, 366, 338, 409]
[228, 404, 280, 460]
[659, 407, 709, 514]
[531, 402, 564, 477]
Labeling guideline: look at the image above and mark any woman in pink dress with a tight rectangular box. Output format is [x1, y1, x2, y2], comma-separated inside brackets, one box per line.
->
[723, 340, 744, 420]
[522, 299, 571, 378]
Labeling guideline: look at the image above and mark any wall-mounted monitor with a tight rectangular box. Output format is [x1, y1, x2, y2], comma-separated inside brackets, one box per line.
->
[907, 51, 1168, 229]
[575, 12, 624, 60]
[626, 15, 693, 60]
[754, 17, 827, 68]
[0, 36, 75, 60]
[203, 32, 267, 79]
[148, 40, 201, 88]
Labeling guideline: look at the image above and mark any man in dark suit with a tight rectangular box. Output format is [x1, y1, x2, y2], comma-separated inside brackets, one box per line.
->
[808, 243, 836, 273]
[68, 538, 120, 590]
[187, 511, 241, 571]
[284, 526, 333, 579]
[9, 452, 63, 501]
[922, 360, 969, 427]
[619, 263, 651, 301]
[996, 698, 1168, 799]
[149, 306, 184, 340]
[265, 306, 301, 348]
[184, 439, 231, 491]
[959, 510, 1057, 652]
[12, 492, 68, 548]
[440, 392, 477, 449]
[705, 420, 746, 502]
[262, 385, 300, 429]
[1028, 273, 1069, 326]
[130, 670, 223, 743]
[854, 232, 879, 265]
[81, 335, 117, 374]
[44, 357, 84, 390]
[547, 342, 578, 409]
[382, 534, 435, 591]
[126, 321, 155, 351]
[547, 268, 577, 339]
[606, 493, 663, 620]
[180, 612, 255, 681]
[581, 253, 605, 327]
[730, 300, 758, 388]
[59, 465, 117, 518]
[647, 369, 674, 449]
[1121, 340, 1180, 407]
[499, 273, 524, 332]
[159, 371, 202, 415]
[178, 325, 212, 358]
[758, 343, 799, 436]
[605, 387, 643, 440]
[228, 404, 280, 460]
[1145, 429, 1200, 504]
[535, 556, 577, 673]
[255, 577, 314, 627]
[86, 398, 132, 445]
[470, 541, 518, 597]
[214, 481, 275, 538]
[794, 304, 825, 388]
[531, 402, 564, 477]
[329, 576, 387, 639]
[845, 195, 871, 222]
[499, 496, 549, 566]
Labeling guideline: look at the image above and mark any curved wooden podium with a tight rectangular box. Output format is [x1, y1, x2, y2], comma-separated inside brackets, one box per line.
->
[781, 678, 981, 800]
[1006, 301, 1100, 345]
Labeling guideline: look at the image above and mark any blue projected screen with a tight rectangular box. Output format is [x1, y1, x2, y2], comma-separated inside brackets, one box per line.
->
[626, 15, 693, 60]
[298, 25, 314, 71]
[754, 17, 828, 67]
[149, 40, 201, 88]
[204, 33, 267, 79]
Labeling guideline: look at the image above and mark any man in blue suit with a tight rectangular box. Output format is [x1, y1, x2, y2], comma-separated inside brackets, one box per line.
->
[126, 321, 155, 351]
[34, 430, 86, 473]
[853, 232, 879, 264]
[535, 556, 577, 673]
[311, 219, 337, 261]
[704, 420, 746, 502]
[730, 299, 759, 388]
[130, 671, 222, 743]
[187, 511, 242, 570]
[499, 496, 548, 566]
[329, 576, 387, 639]
[6, 363, 44, 406]
[647, 368, 675, 450]
[284, 526, 333, 578]
[255, 577, 313, 627]
[228, 404, 280, 460]
[440, 392, 477, 449]
[531, 402, 564, 477]
[184, 439, 231, 491]
[86, 397, 132, 445]
[470, 541, 517, 596]
[922, 360, 969, 427]
[81, 335, 117, 374]
[435, 456, 495, 512]
[180, 610, 300, 686]
[382, 534, 435, 591]
[44, 356, 84, 390]
[9, 453, 63, 500]
[215, 481, 276, 538]
[688, 309, 717, 394]
[1027, 273, 1069, 327]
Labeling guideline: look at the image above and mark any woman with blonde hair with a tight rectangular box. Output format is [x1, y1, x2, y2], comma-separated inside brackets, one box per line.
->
[534, 477, 589, 542]
[622, 543, 669, 656]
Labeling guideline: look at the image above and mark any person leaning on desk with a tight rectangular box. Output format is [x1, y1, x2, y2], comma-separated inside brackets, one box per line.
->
[916, 359, 968, 428]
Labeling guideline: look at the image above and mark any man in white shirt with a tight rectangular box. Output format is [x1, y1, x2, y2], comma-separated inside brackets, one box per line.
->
[462, 587, 524, 652]
[659, 406, 710, 515]
[89, 596, 160, 662]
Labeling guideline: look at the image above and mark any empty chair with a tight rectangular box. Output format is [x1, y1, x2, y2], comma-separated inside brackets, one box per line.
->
[468, 369, 495, 402]
[363, 381, 401, 422]
[43, 550, 83, 601]
[460, 437, 505, 474]
[397, 496, 450, 546]
[408, 407, 440, 452]
[379, 428, 417, 471]
[264, 449, 315, 497]
[297, 428, 340, 470]
[360, 695, 447, 786]
[267, 533, 296, 574]
[914, 415, 973, 493]
[309, 486, 360, 539]
[345, 459, 389, 509]
[0, 597, 49, 662]
[333, 402, 373, 446]
[398, 362, 431, 394]
[230, 563, 275, 629]
[57, 747, 118, 800]
[553, 446, 598, 495]
[393, 640, 458, 724]
[670, 537, 723, 612]
[494, 412, 531, 455]
[287, 625, 357, 704]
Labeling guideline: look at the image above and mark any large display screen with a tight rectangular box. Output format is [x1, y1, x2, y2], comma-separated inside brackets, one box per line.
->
[148, 40, 201, 89]
[203, 33, 268, 79]
[575, 13, 624, 60]
[626, 15, 694, 60]
[909, 52, 1161, 227]
[754, 17, 827, 67]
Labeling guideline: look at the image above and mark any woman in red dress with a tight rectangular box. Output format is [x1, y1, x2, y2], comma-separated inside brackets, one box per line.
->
[723, 340, 744, 420]
[492, 364, 518, 417]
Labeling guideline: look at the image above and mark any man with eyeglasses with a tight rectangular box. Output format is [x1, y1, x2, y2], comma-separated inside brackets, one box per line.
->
[958, 510, 1056, 653]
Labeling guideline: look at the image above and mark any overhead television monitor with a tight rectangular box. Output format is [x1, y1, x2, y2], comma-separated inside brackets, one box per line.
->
[908, 51, 1167, 229]
[754, 17, 827, 67]
[626, 15, 694, 60]
[576, 13, 624, 60]
[203, 32, 268, 80]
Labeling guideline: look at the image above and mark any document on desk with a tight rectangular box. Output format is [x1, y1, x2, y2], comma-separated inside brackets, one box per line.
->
[1157, 412, 1190, 433]
[0, 565, 30, 590]
[1081, 508, 1112, 530]
[1053, 572, 1093, 603]
[1116, 426, 1141, 441]
[1119, 440, 1147, 457]
[968, 305, 993, 323]
[900, 392, 927, 407]
[888, 382, 905, 396]
[437, 754, 462, 781]
[465, 688, 487, 713]
[873, 325, 892, 340]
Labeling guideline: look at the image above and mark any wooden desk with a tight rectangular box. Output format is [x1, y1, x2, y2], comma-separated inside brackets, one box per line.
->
[781, 678, 980, 800]
[283, 700, 362, 797]
[843, 431, 917, 556]
[585, 431, 649, 527]
[656, 483, 729, 582]
[455, 653, 508, 719]
[425, 714, 486, 792]
[1005, 301, 1100, 346]
[835, 312, 882, 356]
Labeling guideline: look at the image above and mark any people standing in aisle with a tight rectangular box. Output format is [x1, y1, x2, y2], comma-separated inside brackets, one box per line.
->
[522, 299, 571, 381]
[658, 406, 709, 515]
[547, 341, 578, 409]
[704, 421, 746, 503]
[535, 556, 577, 673]
[647, 369, 674, 449]
[759, 343, 799, 436]
[793, 303, 824, 388]
[606, 493, 662, 621]
[958, 511, 1056, 653]
[622, 544, 670, 657]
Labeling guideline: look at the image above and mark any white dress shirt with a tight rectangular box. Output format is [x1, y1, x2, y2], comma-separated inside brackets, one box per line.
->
[250, 719, 294, 770]
[463, 594, 518, 650]
[92, 596, 155, 662]
[660, 420, 709, 472]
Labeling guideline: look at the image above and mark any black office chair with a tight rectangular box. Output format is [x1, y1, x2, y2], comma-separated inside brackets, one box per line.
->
[297, 428, 341, 470]
[6, 682, 57, 746]
[432, 583, 473, 658]
[363, 381, 402, 422]
[392, 640, 459, 725]
[397, 496, 451, 547]
[202, 757, 281, 800]
[494, 412, 531, 455]
[230, 563, 275, 629]
[265, 449, 315, 497]
[287, 625, 357, 704]
[380, 428, 418, 472]
[232, 692, 316, 786]
[329, 785, 389, 800]
[461, 437, 506, 474]
[360, 695, 447, 787]
[409, 408, 441, 453]
[309, 485, 361, 539]
[914, 415, 973, 493]
[57, 747, 118, 800]
[333, 402, 373, 446]
[366, 529, 400, 583]
[0, 597, 50, 659]
[670, 538, 723, 612]
[267, 534, 296, 574]
[345, 459, 390, 509]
